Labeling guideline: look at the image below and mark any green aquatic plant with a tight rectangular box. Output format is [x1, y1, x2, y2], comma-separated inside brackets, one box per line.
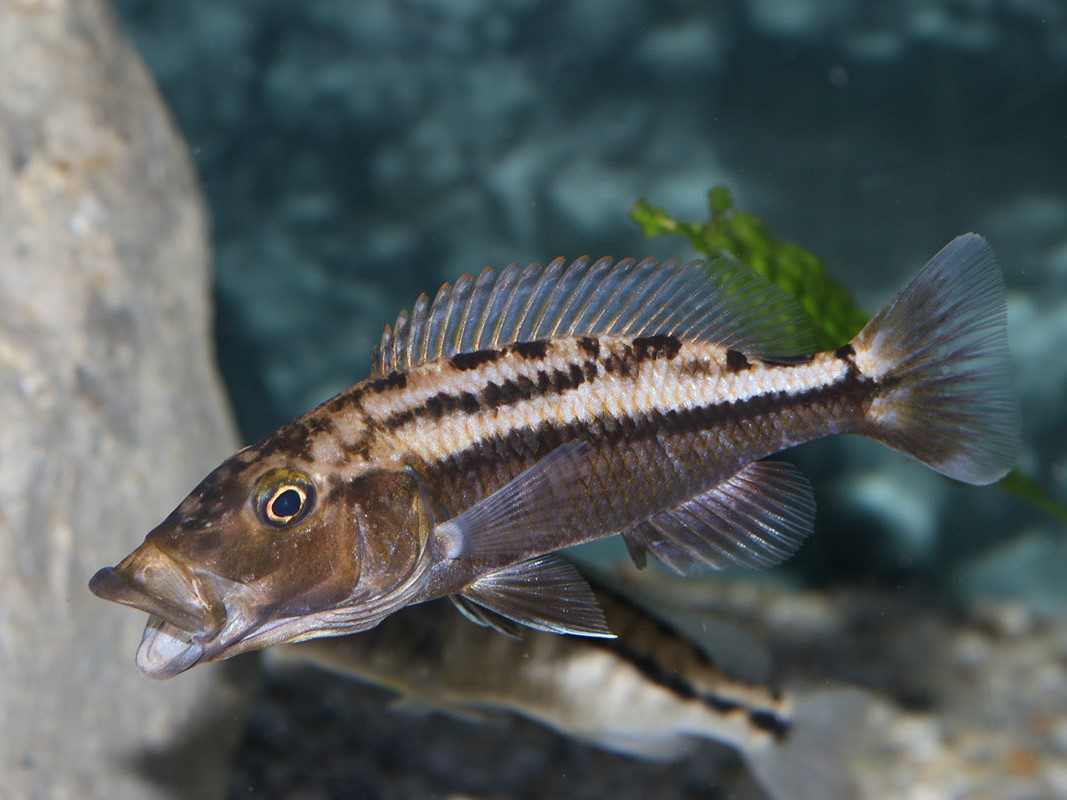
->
[999, 471, 1067, 526]
[631, 187, 1065, 524]
[631, 187, 868, 350]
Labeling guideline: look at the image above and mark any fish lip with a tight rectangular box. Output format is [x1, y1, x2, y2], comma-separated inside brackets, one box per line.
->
[91, 562, 223, 680]
[89, 544, 229, 645]
[89, 566, 209, 634]
[94, 569, 255, 680]
[91, 551, 265, 679]
[90, 544, 270, 679]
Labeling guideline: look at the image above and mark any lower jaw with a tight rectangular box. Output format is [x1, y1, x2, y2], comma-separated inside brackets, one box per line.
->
[135, 615, 209, 680]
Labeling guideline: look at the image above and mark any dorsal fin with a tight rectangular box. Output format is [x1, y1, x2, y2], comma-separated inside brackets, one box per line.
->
[371, 256, 815, 377]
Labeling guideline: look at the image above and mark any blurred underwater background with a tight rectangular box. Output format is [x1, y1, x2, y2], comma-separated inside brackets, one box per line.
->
[2, 0, 1065, 798]
[112, 0, 1067, 615]
[110, 1, 1067, 797]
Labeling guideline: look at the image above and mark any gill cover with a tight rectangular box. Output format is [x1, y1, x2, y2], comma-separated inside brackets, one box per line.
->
[265, 467, 443, 646]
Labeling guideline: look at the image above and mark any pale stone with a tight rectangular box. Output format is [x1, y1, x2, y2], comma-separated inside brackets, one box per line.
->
[0, 1, 246, 797]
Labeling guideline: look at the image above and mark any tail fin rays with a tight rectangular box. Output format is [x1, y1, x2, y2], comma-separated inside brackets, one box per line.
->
[853, 234, 1020, 485]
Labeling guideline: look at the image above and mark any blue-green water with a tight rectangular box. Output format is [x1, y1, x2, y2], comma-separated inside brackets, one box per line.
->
[111, 2, 1067, 796]
[114, 0, 1065, 579]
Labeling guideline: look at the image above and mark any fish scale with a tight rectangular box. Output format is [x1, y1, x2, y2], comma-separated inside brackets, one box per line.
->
[411, 344, 859, 539]
[368, 337, 851, 491]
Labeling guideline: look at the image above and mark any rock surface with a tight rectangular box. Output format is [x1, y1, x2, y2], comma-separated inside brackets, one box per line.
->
[0, 1, 245, 797]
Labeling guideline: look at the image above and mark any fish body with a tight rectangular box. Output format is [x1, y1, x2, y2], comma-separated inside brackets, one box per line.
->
[90, 234, 1019, 679]
[274, 575, 867, 800]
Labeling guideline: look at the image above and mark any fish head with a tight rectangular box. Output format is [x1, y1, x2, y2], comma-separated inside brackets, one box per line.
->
[90, 428, 437, 679]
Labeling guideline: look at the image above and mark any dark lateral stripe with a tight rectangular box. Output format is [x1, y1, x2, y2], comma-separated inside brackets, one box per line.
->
[450, 349, 502, 370]
[577, 336, 600, 357]
[748, 708, 792, 739]
[366, 371, 408, 392]
[423, 389, 482, 418]
[254, 415, 340, 461]
[725, 349, 750, 372]
[590, 637, 791, 741]
[593, 584, 792, 726]
[330, 370, 407, 414]
[380, 360, 596, 429]
[632, 334, 682, 361]
[758, 353, 816, 367]
[377, 337, 692, 432]
[445, 367, 872, 477]
[483, 361, 589, 407]
[509, 339, 550, 359]
[835, 342, 856, 360]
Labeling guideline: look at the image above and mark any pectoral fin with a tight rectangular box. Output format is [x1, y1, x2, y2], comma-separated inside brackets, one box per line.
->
[453, 555, 614, 638]
[433, 439, 594, 561]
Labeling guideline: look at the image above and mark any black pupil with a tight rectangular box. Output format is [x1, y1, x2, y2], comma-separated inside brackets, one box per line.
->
[270, 488, 302, 519]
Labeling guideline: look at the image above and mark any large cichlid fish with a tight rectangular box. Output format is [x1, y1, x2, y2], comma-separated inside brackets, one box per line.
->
[91, 234, 1019, 679]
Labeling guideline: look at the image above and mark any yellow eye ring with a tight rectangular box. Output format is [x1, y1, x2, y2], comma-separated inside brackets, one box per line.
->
[254, 469, 316, 529]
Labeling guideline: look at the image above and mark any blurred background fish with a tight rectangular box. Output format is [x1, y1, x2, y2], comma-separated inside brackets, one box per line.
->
[273, 569, 870, 800]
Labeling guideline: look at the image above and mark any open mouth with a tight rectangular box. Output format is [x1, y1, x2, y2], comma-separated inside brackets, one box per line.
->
[135, 614, 213, 679]
[89, 548, 228, 680]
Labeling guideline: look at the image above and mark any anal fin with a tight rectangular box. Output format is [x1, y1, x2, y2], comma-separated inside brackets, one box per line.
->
[454, 555, 615, 638]
[626, 460, 816, 574]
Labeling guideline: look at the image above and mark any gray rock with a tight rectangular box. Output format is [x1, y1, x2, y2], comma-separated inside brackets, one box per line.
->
[0, 1, 246, 798]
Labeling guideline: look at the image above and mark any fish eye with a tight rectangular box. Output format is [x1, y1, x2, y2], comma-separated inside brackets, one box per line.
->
[254, 469, 316, 529]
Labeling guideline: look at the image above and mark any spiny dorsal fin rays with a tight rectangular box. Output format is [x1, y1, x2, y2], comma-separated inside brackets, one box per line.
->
[371, 255, 816, 377]
[520, 257, 568, 341]
[546, 256, 613, 338]
[483, 263, 525, 348]
[391, 293, 426, 371]
[440, 272, 474, 359]
[457, 268, 493, 352]
[423, 281, 453, 364]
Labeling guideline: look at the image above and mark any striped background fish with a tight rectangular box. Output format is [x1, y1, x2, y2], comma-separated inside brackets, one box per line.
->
[274, 572, 868, 800]
[90, 233, 1019, 679]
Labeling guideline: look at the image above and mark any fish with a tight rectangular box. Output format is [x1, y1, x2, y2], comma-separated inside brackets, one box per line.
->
[271, 572, 869, 800]
[90, 233, 1019, 679]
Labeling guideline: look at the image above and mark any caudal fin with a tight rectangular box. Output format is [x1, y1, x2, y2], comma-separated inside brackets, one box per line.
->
[851, 234, 1020, 485]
